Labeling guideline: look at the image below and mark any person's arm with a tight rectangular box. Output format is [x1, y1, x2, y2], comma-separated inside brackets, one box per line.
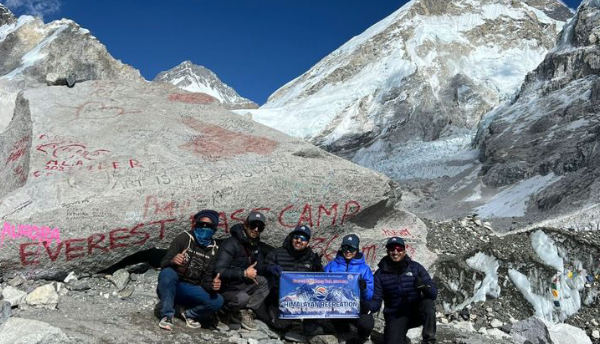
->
[312, 253, 323, 272]
[368, 271, 383, 312]
[201, 255, 220, 292]
[323, 260, 334, 273]
[215, 240, 245, 281]
[362, 266, 375, 301]
[415, 264, 438, 300]
[160, 234, 185, 268]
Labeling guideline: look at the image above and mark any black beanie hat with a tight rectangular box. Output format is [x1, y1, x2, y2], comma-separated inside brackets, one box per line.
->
[193, 209, 220, 228]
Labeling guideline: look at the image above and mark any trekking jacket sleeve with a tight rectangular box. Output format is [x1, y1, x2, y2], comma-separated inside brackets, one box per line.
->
[417, 264, 438, 300]
[312, 253, 323, 272]
[215, 240, 245, 282]
[368, 271, 383, 312]
[362, 265, 375, 301]
[160, 234, 187, 268]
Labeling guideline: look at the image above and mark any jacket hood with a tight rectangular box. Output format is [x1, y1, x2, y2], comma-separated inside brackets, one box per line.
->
[333, 251, 365, 265]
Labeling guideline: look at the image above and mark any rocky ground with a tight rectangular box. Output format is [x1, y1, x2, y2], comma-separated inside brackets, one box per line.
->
[1, 217, 599, 344]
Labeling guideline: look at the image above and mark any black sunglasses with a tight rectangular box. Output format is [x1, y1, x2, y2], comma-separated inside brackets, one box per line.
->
[341, 245, 358, 253]
[195, 221, 216, 230]
[248, 221, 265, 232]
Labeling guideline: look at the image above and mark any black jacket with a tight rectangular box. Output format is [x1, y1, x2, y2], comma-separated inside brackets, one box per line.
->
[215, 224, 273, 291]
[265, 233, 323, 287]
[160, 230, 219, 292]
[369, 256, 437, 314]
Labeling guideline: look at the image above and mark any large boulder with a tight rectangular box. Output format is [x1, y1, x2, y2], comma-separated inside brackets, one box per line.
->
[0, 80, 435, 278]
[0, 317, 71, 344]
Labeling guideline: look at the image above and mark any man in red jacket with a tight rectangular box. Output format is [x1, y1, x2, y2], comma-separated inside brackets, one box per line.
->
[156, 209, 224, 331]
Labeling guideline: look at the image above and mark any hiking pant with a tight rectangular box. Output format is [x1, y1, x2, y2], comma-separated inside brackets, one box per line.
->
[157, 267, 224, 320]
[221, 276, 270, 312]
[332, 312, 375, 340]
[383, 298, 436, 344]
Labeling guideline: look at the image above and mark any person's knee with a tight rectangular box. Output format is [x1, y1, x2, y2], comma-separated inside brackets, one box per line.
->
[210, 294, 225, 311]
[229, 292, 250, 309]
[158, 268, 179, 283]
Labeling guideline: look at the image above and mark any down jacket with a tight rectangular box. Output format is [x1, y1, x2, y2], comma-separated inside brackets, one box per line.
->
[214, 224, 273, 292]
[265, 233, 323, 287]
[324, 252, 374, 301]
[369, 255, 437, 314]
[160, 230, 219, 291]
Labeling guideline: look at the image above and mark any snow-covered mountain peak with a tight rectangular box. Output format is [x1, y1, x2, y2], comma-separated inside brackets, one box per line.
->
[154, 61, 258, 110]
[251, 0, 571, 156]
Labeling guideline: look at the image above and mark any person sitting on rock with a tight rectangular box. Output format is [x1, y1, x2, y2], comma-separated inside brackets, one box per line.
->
[156, 209, 224, 331]
[324, 234, 375, 344]
[215, 210, 272, 331]
[369, 237, 437, 344]
[265, 225, 324, 337]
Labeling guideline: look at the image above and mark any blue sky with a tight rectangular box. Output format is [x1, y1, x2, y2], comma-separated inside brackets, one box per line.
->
[4, 0, 584, 105]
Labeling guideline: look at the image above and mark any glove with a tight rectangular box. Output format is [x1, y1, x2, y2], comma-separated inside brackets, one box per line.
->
[359, 278, 367, 291]
[414, 276, 430, 290]
[268, 264, 283, 277]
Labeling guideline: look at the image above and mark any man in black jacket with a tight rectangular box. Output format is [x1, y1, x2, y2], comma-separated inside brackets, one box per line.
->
[265, 225, 323, 336]
[215, 211, 272, 331]
[369, 237, 437, 344]
[156, 209, 224, 331]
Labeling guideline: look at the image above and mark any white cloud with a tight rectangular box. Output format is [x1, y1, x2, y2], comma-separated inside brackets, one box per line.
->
[4, 0, 61, 20]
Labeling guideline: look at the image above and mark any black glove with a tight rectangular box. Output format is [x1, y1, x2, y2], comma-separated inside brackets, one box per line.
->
[414, 276, 430, 290]
[359, 278, 367, 291]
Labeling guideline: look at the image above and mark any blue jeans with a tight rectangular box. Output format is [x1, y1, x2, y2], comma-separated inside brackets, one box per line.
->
[157, 267, 224, 320]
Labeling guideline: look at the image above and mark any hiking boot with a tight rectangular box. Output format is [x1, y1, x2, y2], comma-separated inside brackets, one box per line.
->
[177, 306, 201, 329]
[159, 316, 174, 331]
[240, 309, 258, 331]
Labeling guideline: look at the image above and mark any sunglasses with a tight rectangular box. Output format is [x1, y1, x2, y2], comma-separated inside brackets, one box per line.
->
[387, 246, 405, 253]
[341, 245, 358, 253]
[248, 221, 265, 232]
[195, 221, 216, 230]
[292, 234, 309, 242]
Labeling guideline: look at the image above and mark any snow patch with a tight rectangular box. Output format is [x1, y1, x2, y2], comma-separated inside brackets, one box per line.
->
[0, 15, 35, 44]
[475, 173, 561, 218]
[508, 269, 555, 321]
[531, 230, 563, 272]
[448, 252, 501, 312]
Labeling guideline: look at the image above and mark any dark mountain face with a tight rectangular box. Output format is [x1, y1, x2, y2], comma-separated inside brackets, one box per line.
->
[0, 4, 16, 26]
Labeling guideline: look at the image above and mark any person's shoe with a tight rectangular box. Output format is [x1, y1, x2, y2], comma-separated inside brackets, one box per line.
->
[177, 306, 202, 329]
[159, 316, 174, 331]
[240, 309, 258, 331]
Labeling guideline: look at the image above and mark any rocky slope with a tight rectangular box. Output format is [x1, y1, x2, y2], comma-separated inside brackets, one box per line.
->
[243, 0, 570, 180]
[154, 61, 258, 110]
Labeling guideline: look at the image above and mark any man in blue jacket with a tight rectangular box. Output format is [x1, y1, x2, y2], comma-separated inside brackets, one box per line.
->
[369, 237, 437, 344]
[324, 234, 374, 344]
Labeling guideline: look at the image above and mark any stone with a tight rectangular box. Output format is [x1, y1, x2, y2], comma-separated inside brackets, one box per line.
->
[0, 80, 432, 277]
[25, 284, 59, 310]
[284, 331, 308, 343]
[0, 300, 11, 324]
[109, 269, 130, 291]
[2, 286, 27, 308]
[487, 328, 510, 339]
[510, 317, 552, 344]
[0, 286, 3, 300]
[490, 319, 503, 328]
[66, 279, 90, 291]
[117, 286, 135, 299]
[0, 317, 71, 344]
[478, 327, 488, 335]
[248, 339, 259, 344]
[258, 340, 284, 344]
[591, 319, 598, 326]
[8, 275, 27, 287]
[547, 322, 592, 344]
[63, 272, 78, 284]
[240, 330, 270, 340]
[592, 330, 599, 339]
[229, 338, 248, 344]
[453, 321, 476, 333]
[255, 320, 280, 339]
[309, 335, 338, 344]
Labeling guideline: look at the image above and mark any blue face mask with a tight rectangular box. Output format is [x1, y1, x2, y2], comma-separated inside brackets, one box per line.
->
[194, 228, 215, 247]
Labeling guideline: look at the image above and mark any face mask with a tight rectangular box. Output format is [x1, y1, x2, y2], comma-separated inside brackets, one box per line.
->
[194, 228, 215, 246]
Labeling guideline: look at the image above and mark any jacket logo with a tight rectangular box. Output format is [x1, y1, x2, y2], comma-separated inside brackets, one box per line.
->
[405, 272, 413, 277]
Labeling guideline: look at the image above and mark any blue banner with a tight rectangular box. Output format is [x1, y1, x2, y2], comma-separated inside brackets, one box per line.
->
[279, 272, 360, 319]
